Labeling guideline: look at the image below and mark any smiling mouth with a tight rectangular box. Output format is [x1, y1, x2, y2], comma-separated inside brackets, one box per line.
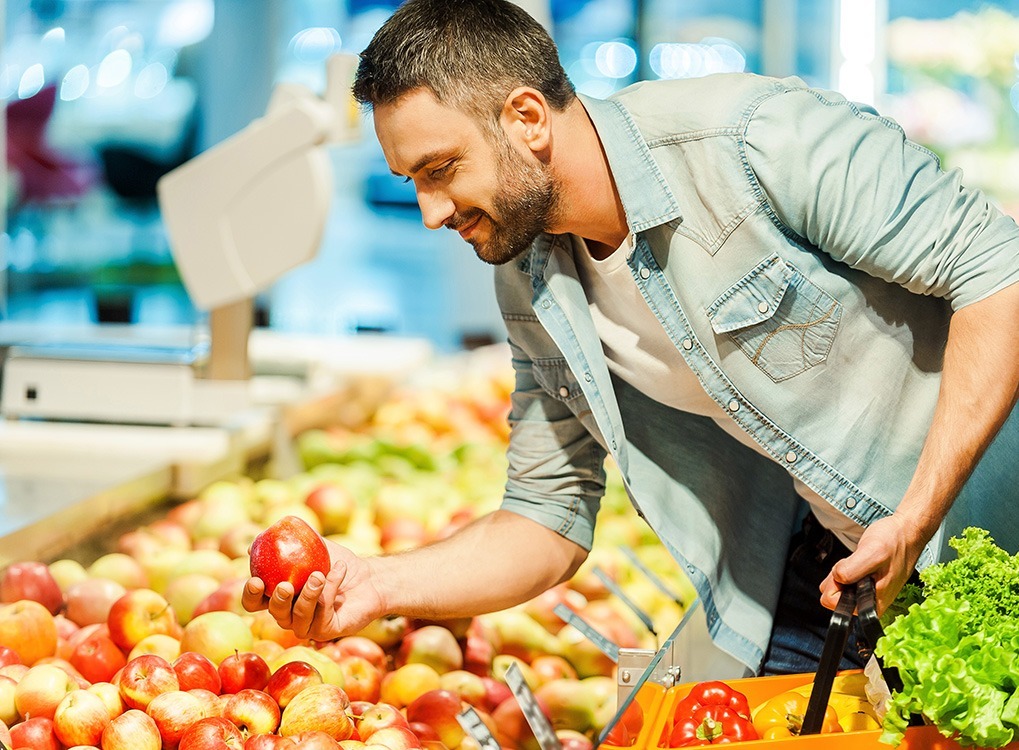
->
[455, 215, 482, 240]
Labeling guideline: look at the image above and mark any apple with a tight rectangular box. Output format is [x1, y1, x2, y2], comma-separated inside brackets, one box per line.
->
[139, 549, 189, 595]
[337, 656, 382, 703]
[165, 574, 223, 625]
[87, 553, 149, 590]
[304, 483, 356, 535]
[355, 616, 409, 650]
[492, 694, 549, 750]
[0, 664, 28, 681]
[174, 651, 223, 693]
[54, 613, 81, 643]
[480, 677, 511, 712]
[406, 689, 465, 749]
[193, 579, 248, 619]
[87, 680, 125, 720]
[178, 716, 245, 750]
[407, 721, 441, 743]
[492, 655, 539, 692]
[396, 626, 462, 674]
[181, 611, 254, 665]
[249, 516, 330, 595]
[118, 654, 180, 710]
[278, 684, 353, 740]
[366, 726, 422, 750]
[70, 632, 127, 684]
[146, 689, 208, 748]
[530, 655, 578, 685]
[268, 647, 343, 688]
[219, 522, 264, 560]
[0, 718, 9, 748]
[10, 715, 62, 750]
[438, 670, 487, 708]
[534, 677, 615, 736]
[0, 561, 64, 614]
[54, 688, 111, 746]
[14, 663, 76, 720]
[293, 730, 343, 749]
[266, 661, 323, 709]
[188, 687, 224, 718]
[129, 633, 182, 662]
[250, 610, 304, 649]
[339, 741, 367, 750]
[378, 518, 428, 553]
[107, 589, 182, 652]
[0, 646, 20, 668]
[253, 639, 286, 663]
[223, 688, 281, 736]
[379, 663, 441, 708]
[219, 651, 270, 694]
[557, 729, 594, 750]
[102, 708, 163, 750]
[0, 599, 58, 665]
[168, 550, 238, 586]
[65, 578, 127, 626]
[245, 734, 297, 749]
[0, 675, 17, 725]
[322, 637, 386, 671]
[356, 702, 410, 740]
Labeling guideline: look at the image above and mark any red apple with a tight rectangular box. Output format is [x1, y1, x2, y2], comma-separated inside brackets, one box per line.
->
[480, 676, 512, 712]
[396, 626, 462, 675]
[0, 599, 58, 665]
[70, 632, 127, 684]
[405, 689, 465, 749]
[357, 702, 410, 740]
[407, 722, 441, 743]
[0, 561, 64, 614]
[337, 656, 382, 703]
[118, 654, 180, 710]
[246, 735, 297, 750]
[10, 715, 61, 750]
[266, 661, 323, 709]
[14, 663, 76, 719]
[189, 687, 224, 718]
[193, 579, 248, 619]
[179, 716, 245, 750]
[530, 655, 577, 685]
[174, 651, 223, 693]
[322, 637, 386, 671]
[249, 516, 330, 594]
[102, 707, 165, 749]
[146, 689, 208, 748]
[304, 483, 356, 535]
[180, 611, 254, 666]
[87, 552, 149, 590]
[219, 651, 270, 694]
[278, 684, 353, 740]
[65, 578, 127, 627]
[0, 646, 21, 668]
[367, 726, 423, 750]
[0, 664, 27, 682]
[53, 688, 112, 746]
[223, 688, 281, 737]
[107, 589, 181, 652]
[220, 522, 264, 560]
[293, 729, 343, 749]
[438, 670, 487, 708]
[379, 664, 441, 708]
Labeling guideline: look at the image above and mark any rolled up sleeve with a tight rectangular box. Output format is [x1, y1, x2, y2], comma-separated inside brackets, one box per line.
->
[499, 338, 606, 551]
[743, 82, 1019, 310]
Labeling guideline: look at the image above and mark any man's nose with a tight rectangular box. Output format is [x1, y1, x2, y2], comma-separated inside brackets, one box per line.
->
[417, 188, 455, 230]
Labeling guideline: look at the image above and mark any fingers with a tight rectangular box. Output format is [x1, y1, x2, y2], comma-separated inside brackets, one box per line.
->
[267, 581, 296, 628]
[241, 577, 269, 613]
[290, 573, 327, 640]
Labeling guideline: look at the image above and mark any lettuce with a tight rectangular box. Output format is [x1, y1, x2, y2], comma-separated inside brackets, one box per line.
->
[875, 528, 1019, 747]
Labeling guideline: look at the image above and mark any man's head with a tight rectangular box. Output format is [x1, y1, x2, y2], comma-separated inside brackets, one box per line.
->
[353, 0, 575, 265]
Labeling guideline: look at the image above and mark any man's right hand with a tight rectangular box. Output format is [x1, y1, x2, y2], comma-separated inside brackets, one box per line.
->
[241, 537, 386, 642]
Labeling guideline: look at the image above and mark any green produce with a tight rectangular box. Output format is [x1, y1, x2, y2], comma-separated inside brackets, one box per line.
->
[876, 527, 1019, 748]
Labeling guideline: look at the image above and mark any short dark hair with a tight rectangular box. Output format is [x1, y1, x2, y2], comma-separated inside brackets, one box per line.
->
[352, 0, 575, 122]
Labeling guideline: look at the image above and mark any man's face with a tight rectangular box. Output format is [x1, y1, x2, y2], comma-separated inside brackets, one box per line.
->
[375, 88, 557, 265]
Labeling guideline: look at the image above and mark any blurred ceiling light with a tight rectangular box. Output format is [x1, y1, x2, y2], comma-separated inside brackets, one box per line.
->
[157, 0, 215, 48]
[650, 39, 745, 80]
[0, 64, 20, 100]
[60, 64, 90, 101]
[289, 27, 342, 64]
[101, 25, 131, 50]
[135, 62, 169, 99]
[595, 40, 637, 79]
[42, 27, 66, 45]
[835, 0, 880, 105]
[17, 64, 45, 99]
[97, 49, 132, 88]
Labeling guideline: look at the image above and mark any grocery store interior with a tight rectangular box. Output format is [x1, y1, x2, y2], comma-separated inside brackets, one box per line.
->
[0, 0, 1018, 748]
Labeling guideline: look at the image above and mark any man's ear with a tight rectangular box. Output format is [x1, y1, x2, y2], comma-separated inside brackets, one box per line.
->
[500, 87, 551, 153]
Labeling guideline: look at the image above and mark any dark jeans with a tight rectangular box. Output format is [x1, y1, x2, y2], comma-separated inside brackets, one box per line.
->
[761, 513, 868, 676]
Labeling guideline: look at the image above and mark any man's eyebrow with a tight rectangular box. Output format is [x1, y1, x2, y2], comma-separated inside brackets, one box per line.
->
[390, 150, 450, 178]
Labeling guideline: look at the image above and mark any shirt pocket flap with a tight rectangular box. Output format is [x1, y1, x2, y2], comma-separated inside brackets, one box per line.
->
[707, 254, 794, 334]
[531, 358, 582, 402]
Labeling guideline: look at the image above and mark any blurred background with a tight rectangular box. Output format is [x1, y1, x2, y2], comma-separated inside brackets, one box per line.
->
[2, 0, 1018, 352]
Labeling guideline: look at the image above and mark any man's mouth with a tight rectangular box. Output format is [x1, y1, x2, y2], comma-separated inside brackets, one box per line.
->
[454, 215, 482, 240]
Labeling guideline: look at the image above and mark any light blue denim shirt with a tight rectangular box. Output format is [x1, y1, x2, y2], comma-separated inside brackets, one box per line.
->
[495, 73, 1019, 674]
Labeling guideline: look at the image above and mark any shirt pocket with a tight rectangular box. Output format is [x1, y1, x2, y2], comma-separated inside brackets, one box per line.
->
[707, 254, 842, 382]
[531, 357, 585, 403]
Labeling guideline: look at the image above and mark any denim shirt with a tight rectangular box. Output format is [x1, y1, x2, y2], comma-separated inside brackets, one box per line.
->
[495, 73, 1019, 673]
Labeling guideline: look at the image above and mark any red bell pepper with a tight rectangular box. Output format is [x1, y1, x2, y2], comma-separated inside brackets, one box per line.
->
[668, 681, 758, 747]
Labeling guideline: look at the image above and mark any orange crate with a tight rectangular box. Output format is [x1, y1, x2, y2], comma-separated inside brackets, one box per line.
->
[606, 672, 1019, 750]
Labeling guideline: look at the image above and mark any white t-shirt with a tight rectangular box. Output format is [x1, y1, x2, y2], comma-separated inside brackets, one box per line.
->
[572, 234, 865, 550]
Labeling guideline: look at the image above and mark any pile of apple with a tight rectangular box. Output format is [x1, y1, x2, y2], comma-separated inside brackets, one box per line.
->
[0, 357, 691, 750]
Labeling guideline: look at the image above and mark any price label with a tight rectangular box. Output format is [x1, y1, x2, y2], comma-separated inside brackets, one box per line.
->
[457, 706, 501, 750]
[593, 565, 657, 638]
[619, 546, 685, 606]
[505, 661, 562, 750]
[553, 603, 620, 663]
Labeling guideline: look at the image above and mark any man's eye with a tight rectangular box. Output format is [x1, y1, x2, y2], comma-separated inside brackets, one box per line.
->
[429, 162, 454, 179]
[401, 176, 412, 184]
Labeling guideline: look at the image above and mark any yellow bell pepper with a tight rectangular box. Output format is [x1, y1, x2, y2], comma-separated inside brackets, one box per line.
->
[752, 690, 843, 737]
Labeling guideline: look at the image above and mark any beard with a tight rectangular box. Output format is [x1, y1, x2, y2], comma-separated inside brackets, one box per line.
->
[446, 134, 559, 266]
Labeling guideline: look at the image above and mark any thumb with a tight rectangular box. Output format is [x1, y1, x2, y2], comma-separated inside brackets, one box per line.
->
[830, 550, 872, 586]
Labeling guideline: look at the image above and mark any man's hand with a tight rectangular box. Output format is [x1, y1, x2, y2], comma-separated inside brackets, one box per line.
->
[818, 514, 925, 614]
[242, 538, 385, 642]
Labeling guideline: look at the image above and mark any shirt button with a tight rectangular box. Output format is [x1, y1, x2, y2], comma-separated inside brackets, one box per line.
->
[757, 301, 770, 314]
[611, 440, 618, 450]
[541, 299, 551, 309]
[846, 497, 858, 509]
[681, 338, 693, 350]
[639, 267, 650, 280]
[727, 399, 740, 412]
[558, 386, 569, 398]
[785, 451, 797, 463]
[583, 372, 593, 382]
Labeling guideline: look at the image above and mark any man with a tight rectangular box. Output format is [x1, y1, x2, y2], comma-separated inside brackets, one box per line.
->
[244, 0, 1019, 675]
